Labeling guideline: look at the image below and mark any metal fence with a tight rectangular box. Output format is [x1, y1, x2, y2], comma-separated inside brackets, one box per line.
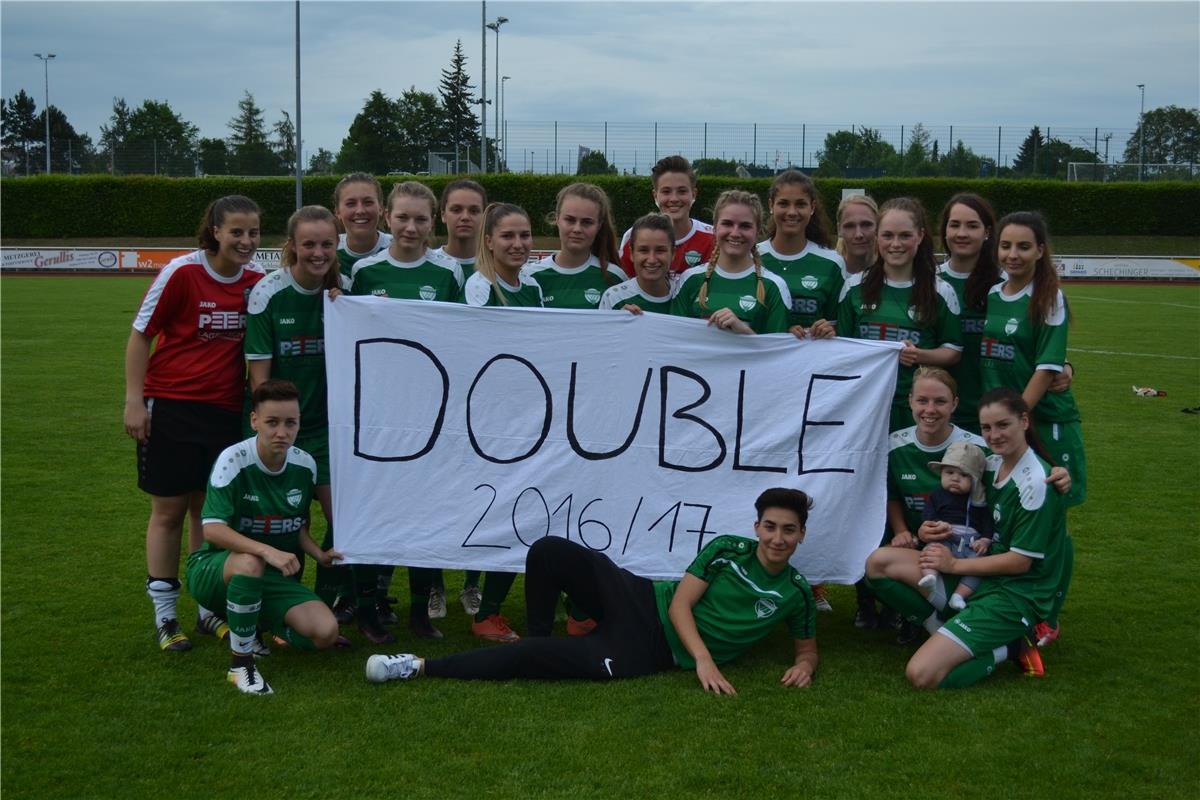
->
[6, 123, 1195, 180]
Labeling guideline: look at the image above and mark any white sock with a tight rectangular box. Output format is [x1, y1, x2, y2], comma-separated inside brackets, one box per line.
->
[918, 573, 936, 591]
[949, 594, 967, 611]
[146, 577, 180, 626]
[197, 606, 216, 622]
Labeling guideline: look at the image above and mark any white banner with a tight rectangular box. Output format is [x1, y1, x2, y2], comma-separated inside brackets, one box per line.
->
[325, 297, 902, 582]
[1054, 256, 1200, 280]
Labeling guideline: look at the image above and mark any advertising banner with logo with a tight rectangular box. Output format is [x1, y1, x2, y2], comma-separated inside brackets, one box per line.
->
[325, 296, 902, 583]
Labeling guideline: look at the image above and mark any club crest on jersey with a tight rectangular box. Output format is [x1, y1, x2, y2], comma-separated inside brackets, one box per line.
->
[754, 598, 778, 619]
[419, 285, 437, 301]
[800, 275, 819, 290]
[584, 288, 602, 305]
[286, 488, 303, 508]
[1005, 318, 1020, 336]
[993, 505, 1002, 523]
[738, 295, 757, 312]
[907, 305, 919, 321]
[684, 250, 702, 267]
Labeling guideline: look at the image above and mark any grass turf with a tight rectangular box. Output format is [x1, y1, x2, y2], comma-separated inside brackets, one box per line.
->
[1, 278, 1198, 799]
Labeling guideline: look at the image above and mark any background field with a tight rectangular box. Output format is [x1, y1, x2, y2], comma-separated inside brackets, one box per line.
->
[2, 278, 1198, 799]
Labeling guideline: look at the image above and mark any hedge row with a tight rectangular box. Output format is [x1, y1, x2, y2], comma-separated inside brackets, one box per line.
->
[3, 173, 1198, 239]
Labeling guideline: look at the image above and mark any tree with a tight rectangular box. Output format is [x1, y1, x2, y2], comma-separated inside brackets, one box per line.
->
[1042, 138, 1101, 179]
[228, 91, 278, 175]
[33, 105, 99, 173]
[438, 40, 480, 165]
[99, 96, 132, 173]
[902, 123, 934, 175]
[335, 90, 404, 174]
[198, 137, 229, 175]
[577, 149, 617, 175]
[1, 90, 40, 174]
[1122, 105, 1200, 165]
[308, 147, 335, 174]
[272, 110, 296, 174]
[394, 87, 447, 173]
[815, 126, 899, 177]
[692, 157, 741, 176]
[1012, 126, 1046, 176]
[124, 99, 199, 175]
[941, 140, 984, 178]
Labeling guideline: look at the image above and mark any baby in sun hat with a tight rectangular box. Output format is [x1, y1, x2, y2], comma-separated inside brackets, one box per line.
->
[918, 441, 994, 611]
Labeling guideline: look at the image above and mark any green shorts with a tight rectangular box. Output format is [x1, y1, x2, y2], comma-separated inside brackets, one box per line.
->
[296, 431, 330, 486]
[186, 549, 319, 634]
[1035, 419, 1086, 507]
[936, 590, 1033, 657]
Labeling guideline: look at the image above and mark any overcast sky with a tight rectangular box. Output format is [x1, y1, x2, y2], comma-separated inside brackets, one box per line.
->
[2, 0, 1197, 171]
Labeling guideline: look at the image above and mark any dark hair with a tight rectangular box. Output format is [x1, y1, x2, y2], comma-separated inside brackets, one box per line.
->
[252, 378, 300, 409]
[994, 211, 1064, 326]
[197, 195, 260, 252]
[282, 205, 341, 291]
[440, 178, 487, 209]
[977, 387, 1052, 463]
[629, 213, 676, 251]
[939, 193, 998, 312]
[755, 488, 814, 524]
[861, 197, 939, 324]
[766, 169, 833, 248]
[651, 154, 696, 188]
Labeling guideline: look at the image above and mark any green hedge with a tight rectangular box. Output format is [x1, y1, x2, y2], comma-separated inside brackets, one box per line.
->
[3, 174, 1197, 239]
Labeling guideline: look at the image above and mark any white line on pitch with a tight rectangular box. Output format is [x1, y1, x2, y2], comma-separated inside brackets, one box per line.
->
[1069, 347, 1200, 361]
[1069, 295, 1199, 310]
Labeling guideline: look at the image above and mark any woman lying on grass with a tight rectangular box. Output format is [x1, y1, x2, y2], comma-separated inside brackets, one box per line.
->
[366, 488, 820, 694]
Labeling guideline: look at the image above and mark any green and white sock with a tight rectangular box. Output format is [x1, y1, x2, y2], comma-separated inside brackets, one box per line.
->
[226, 574, 263, 656]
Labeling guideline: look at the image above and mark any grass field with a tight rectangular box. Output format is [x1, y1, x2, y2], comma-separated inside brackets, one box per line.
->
[2, 277, 1198, 799]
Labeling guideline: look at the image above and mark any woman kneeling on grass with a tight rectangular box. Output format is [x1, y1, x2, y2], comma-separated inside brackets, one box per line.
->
[864, 388, 1070, 688]
[366, 489, 820, 693]
[187, 380, 343, 695]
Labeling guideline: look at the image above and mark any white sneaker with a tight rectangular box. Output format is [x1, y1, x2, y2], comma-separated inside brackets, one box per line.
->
[428, 587, 447, 620]
[366, 653, 422, 683]
[460, 585, 482, 616]
[917, 574, 937, 592]
[228, 663, 273, 695]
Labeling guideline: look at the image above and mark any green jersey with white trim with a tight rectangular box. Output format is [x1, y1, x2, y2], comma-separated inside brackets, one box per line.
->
[337, 231, 391, 273]
[671, 264, 791, 334]
[348, 247, 464, 303]
[245, 269, 349, 437]
[939, 262, 995, 422]
[757, 240, 847, 327]
[837, 275, 963, 405]
[887, 425, 988, 534]
[980, 283, 1079, 423]
[435, 246, 477, 280]
[200, 437, 316, 556]
[598, 277, 674, 314]
[972, 448, 1068, 620]
[522, 254, 626, 309]
[463, 271, 545, 308]
[654, 535, 815, 668]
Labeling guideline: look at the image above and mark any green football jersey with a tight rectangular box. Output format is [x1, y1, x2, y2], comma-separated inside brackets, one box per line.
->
[757, 240, 847, 327]
[522, 254, 626, 309]
[972, 448, 1068, 621]
[654, 535, 815, 668]
[245, 269, 348, 437]
[598, 277, 674, 314]
[887, 425, 988, 534]
[348, 247, 464, 303]
[337, 231, 391, 274]
[463, 271, 545, 308]
[939, 262, 995, 425]
[837, 275, 963, 410]
[980, 283, 1079, 423]
[200, 437, 316, 556]
[671, 264, 792, 334]
[435, 246, 477, 280]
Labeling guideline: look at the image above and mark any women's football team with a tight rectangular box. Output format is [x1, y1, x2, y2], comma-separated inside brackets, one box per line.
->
[125, 157, 1085, 695]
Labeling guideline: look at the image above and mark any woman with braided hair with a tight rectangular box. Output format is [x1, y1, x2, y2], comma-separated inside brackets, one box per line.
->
[670, 190, 790, 335]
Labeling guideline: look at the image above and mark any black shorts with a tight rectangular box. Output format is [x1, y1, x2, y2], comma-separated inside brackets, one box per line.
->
[137, 398, 241, 496]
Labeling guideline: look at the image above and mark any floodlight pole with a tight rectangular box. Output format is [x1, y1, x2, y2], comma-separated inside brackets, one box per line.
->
[34, 53, 56, 173]
[294, 0, 303, 209]
[1136, 83, 1145, 181]
[501, 76, 510, 169]
[480, 2, 487, 172]
[487, 17, 508, 171]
